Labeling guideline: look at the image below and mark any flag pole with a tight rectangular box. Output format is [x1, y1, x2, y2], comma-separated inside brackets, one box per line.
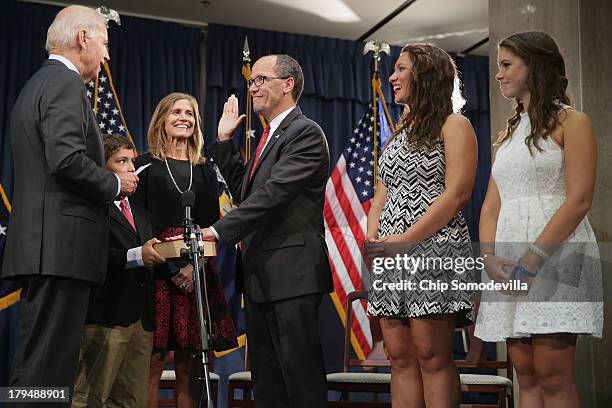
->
[363, 40, 391, 191]
[241, 37, 267, 162]
[372, 73, 379, 191]
[242, 37, 253, 161]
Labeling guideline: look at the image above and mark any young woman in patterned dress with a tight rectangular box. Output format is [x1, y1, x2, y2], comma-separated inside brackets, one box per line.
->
[365, 44, 478, 407]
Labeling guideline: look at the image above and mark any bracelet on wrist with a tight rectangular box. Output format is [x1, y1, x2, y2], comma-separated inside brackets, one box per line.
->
[510, 262, 538, 283]
[528, 243, 550, 262]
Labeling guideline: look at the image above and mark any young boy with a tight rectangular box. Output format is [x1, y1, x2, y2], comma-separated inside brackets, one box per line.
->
[72, 134, 165, 408]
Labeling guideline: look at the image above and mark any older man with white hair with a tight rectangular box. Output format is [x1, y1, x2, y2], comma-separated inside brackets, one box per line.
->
[1, 4, 137, 395]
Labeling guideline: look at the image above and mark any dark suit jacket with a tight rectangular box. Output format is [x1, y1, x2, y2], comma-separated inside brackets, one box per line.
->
[209, 106, 333, 303]
[2, 60, 117, 284]
[85, 202, 156, 331]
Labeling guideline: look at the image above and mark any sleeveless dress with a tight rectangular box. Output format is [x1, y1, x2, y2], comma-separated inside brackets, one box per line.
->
[367, 130, 473, 325]
[474, 110, 603, 341]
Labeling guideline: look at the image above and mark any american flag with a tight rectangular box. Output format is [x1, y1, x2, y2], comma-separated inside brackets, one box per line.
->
[86, 61, 130, 138]
[324, 102, 389, 359]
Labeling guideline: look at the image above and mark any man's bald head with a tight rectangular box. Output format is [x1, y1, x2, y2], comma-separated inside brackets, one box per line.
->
[45, 5, 106, 54]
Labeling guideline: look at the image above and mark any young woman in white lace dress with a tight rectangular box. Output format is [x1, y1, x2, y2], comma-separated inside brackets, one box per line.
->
[475, 31, 603, 408]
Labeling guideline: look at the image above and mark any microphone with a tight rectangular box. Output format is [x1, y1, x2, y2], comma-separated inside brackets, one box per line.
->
[181, 190, 196, 207]
[181, 190, 197, 259]
[181, 190, 196, 221]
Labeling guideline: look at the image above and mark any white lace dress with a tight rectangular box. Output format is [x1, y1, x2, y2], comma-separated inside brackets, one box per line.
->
[474, 110, 603, 341]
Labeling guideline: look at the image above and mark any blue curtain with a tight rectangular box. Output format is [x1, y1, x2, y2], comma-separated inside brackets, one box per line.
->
[0, 0, 202, 195]
[455, 54, 492, 242]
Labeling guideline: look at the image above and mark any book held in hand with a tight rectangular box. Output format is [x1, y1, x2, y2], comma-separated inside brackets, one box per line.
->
[153, 239, 217, 259]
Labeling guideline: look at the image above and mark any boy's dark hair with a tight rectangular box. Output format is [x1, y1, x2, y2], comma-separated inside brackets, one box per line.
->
[103, 134, 136, 162]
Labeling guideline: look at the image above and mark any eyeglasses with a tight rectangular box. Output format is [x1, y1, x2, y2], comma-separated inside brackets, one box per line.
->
[247, 75, 289, 87]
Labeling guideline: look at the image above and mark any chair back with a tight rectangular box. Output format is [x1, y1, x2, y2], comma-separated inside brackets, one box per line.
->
[455, 297, 513, 379]
[343, 291, 390, 372]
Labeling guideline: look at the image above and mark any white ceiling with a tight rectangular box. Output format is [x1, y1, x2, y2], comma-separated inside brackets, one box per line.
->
[26, 0, 489, 55]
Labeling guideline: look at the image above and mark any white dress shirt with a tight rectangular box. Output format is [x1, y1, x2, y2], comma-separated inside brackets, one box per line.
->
[113, 198, 144, 268]
[48, 54, 80, 75]
[260, 105, 296, 152]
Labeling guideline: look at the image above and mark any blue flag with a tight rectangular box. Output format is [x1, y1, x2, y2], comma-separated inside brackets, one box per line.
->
[211, 163, 247, 356]
[378, 99, 392, 149]
[0, 183, 20, 386]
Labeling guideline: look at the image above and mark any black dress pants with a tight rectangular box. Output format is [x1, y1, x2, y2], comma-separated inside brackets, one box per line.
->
[8, 276, 91, 407]
[245, 293, 327, 408]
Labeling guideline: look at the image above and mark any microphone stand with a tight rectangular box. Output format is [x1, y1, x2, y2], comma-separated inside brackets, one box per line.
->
[181, 199, 215, 408]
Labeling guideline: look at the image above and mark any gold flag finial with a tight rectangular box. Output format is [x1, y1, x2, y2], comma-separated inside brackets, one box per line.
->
[243, 36, 251, 63]
[363, 40, 390, 73]
[96, 6, 121, 26]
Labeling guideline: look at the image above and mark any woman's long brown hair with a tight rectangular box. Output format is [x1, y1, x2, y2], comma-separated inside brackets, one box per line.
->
[394, 43, 464, 151]
[494, 31, 570, 153]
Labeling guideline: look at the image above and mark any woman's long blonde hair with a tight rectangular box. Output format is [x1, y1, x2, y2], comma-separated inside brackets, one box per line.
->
[147, 92, 205, 165]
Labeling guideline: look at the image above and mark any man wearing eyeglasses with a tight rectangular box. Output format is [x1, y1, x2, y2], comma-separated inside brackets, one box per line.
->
[204, 54, 332, 408]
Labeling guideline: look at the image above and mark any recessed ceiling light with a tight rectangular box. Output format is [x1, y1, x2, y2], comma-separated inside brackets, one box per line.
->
[405, 28, 489, 43]
[260, 0, 360, 23]
[520, 4, 536, 14]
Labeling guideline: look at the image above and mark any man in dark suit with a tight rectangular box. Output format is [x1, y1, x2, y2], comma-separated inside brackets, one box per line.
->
[204, 54, 333, 408]
[72, 134, 165, 408]
[1, 5, 137, 392]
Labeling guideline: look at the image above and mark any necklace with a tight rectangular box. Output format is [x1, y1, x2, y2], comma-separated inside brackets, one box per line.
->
[164, 156, 193, 194]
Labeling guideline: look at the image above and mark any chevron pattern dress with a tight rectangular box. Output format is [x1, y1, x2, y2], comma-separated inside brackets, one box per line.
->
[367, 130, 473, 325]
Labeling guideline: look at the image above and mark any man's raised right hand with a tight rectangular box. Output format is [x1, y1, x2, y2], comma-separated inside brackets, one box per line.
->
[217, 94, 246, 141]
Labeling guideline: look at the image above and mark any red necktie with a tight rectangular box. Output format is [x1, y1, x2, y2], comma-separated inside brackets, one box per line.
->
[120, 199, 136, 231]
[249, 124, 271, 181]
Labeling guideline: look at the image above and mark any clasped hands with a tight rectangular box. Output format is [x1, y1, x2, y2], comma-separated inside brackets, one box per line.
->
[171, 263, 195, 294]
[482, 254, 538, 292]
[363, 233, 415, 268]
[164, 229, 218, 293]
[364, 235, 539, 292]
